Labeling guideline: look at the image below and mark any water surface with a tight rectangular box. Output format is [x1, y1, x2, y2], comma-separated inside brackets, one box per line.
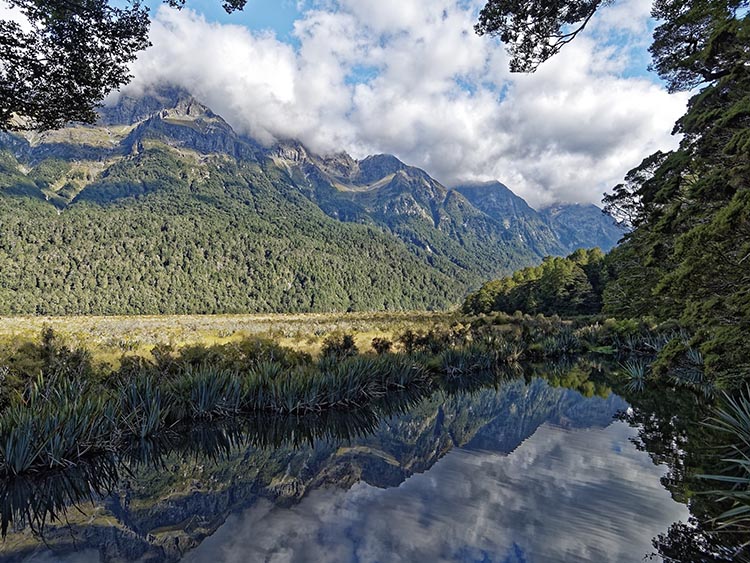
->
[2, 377, 689, 562]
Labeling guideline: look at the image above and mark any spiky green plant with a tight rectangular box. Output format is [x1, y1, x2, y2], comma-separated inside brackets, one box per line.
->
[436, 346, 493, 378]
[700, 389, 750, 532]
[621, 359, 649, 393]
[120, 377, 167, 439]
[0, 377, 115, 476]
[168, 365, 242, 420]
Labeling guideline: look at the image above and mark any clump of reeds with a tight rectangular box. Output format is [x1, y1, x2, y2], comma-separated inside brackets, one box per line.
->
[620, 359, 649, 393]
[434, 346, 494, 378]
[699, 389, 750, 532]
[0, 376, 116, 476]
[0, 326, 539, 478]
[120, 377, 167, 439]
[241, 355, 430, 414]
[167, 365, 243, 421]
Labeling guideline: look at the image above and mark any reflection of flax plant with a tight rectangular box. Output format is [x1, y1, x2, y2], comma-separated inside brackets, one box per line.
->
[669, 344, 714, 398]
[0, 454, 121, 537]
[621, 359, 649, 393]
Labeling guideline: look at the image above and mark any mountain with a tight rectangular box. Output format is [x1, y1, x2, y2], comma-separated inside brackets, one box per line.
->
[0, 87, 621, 315]
[454, 181, 625, 256]
[453, 181, 566, 256]
[540, 203, 625, 254]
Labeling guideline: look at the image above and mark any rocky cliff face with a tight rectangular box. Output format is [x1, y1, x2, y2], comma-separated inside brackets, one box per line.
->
[455, 181, 624, 254]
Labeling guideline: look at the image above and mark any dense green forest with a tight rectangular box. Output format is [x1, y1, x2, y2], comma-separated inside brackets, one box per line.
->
[0, 147, 475, 314]
[470, 0, 749, 386]
[0, 89, 622, 315]
[462, 248, 605, 317]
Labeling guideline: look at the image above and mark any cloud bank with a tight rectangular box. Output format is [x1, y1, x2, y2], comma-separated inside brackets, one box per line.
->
[123, 0, 689, 207]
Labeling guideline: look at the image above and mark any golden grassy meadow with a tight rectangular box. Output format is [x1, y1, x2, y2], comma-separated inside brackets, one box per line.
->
[0, 311, 461, 367]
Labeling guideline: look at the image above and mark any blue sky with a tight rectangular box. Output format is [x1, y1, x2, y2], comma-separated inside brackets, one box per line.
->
[164, 0, 305, 41]
[123, 0, 688, 207]
[152, 0, 659, 80]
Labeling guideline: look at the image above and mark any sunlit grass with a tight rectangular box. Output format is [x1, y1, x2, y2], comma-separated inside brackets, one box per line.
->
[0, 312, 460, 366]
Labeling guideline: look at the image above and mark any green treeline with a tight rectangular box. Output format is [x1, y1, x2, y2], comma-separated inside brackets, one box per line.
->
[467, 2, 750, 385]
[601, 2, 750, 383]
[462, 248, 605, 317]
[0, 149, 473, 314]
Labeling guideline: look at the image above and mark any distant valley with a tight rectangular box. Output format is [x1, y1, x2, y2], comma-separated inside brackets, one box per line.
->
[0, 87, 624, 315]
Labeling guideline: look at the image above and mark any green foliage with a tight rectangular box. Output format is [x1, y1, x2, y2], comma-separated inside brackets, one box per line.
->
[475, 1, 607, 73]
[0, 375, 115, 475]
[462, 248, 605, 316]
[620, 359, 649, 393]
[320, 333, 359, 359]
[0, 328, 459, 473]
[167, 365, 243, 420]
[397, 327, 467, 354]
[597, 3, 750, 384]
[700, 389, 750, 532]
[120, 377, 166, 439]
[475, 1, 750, 385]
[371, 337, 393, 355]
[0, 0, 254, 131]
[477, 1, 748, 93]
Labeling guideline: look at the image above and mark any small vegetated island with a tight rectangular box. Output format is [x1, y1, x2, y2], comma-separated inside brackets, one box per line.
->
[0, 0, 748, 561]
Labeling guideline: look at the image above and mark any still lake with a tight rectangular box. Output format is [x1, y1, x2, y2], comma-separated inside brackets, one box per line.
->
[2, 376, 689, 562]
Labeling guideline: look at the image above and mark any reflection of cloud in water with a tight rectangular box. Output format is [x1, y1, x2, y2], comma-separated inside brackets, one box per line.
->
[186, 421, 688, 563]
[22, 549, 100, 562]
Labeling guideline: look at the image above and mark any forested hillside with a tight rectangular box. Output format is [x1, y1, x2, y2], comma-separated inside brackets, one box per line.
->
[600, 2, 749, 382]
[472, 0, 749, 383]
[462, 248, 605, 317]
[0, 90, 620, 315]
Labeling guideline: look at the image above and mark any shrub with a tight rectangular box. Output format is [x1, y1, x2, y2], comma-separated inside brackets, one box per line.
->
[321, 333, 359, 359]
[371, 337, 393, 355]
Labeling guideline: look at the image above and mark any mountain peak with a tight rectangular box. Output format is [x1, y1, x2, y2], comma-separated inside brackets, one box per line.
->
[161, 96, 215, 120]
[540, 203, 625, 252]
[453, 181, 535, 216]
[317, 151, 359, 179]
[99, 85, 194, 126]
[357, 154, 407, 183]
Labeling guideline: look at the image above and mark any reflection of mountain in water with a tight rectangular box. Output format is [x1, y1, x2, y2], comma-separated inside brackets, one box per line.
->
[2, 378, 626, 562]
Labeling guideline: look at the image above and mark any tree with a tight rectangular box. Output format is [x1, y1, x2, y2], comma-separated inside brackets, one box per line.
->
[0, 0, 246, 131]
[475, 0, 610, 72]
[476, 0, 749, 91]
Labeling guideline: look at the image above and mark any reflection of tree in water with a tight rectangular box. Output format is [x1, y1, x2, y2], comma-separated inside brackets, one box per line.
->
[0, 369, 628, 561]
[652, 518, 746, 563]
[619, 383, 750, 562]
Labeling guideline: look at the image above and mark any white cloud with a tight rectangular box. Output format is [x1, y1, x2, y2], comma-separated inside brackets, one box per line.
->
[123, 1, 689, 207]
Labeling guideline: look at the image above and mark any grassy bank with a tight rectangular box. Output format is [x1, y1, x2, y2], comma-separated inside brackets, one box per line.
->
[0, 313, 609, 478]
[0, 311, 459, 367]
[0, 312, 717, 478]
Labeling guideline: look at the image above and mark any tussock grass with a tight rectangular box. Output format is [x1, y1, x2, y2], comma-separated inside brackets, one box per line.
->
[0, 312, 459, 366]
